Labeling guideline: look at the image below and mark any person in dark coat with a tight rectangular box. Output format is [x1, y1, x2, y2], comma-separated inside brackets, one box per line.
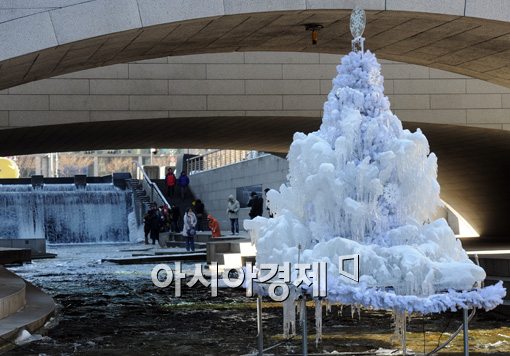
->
[194, 199, 205, 231]
[143, 211, 151, 244]
[247, 191, 263, 219]
[149, 209, 161, 245]
[161, 205, 171, 232]
[171, 205, 181, 232]
[178, 171, 190, 199]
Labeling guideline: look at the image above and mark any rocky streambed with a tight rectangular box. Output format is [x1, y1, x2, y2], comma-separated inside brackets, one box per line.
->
[4, 244, 510, 355]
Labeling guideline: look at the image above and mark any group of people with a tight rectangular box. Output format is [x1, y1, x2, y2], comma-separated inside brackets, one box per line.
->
[144, 167, 273, 250]
[184, 191, 268, 241]
[165, 168, 190, 199]
[182, 207, 222, 251]
[225, 189, 269, 235]
[143, 204, 181, 245]
[143, 202, 222, 251]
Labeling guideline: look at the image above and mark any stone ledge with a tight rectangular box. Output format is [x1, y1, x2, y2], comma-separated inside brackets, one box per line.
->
[0, 267, 26, 321]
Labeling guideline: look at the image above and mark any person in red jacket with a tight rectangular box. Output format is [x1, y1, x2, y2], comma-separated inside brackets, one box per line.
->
[207, 214, 221, 238]
[165, 167, 176, 198]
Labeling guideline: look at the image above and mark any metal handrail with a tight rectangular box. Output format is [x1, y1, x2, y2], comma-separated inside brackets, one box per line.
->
[186, 149, 266, 175]
[132, 161, 170, 208]
[425, 254, 484, 355]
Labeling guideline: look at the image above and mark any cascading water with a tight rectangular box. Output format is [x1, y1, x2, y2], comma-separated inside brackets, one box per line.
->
[0, 184, 131, 243]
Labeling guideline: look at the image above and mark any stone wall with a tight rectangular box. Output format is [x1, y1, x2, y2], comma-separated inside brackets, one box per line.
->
[2, 52, 510, 131]
[189, 154, 288, 230]
[0, 1, 85, 23]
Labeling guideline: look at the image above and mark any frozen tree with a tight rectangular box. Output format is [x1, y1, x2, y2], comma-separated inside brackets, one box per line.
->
[246, 50, 505, 313]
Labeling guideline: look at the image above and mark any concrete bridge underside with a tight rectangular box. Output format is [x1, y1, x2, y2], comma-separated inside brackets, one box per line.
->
[1, 118, 509, 242]
[3, 1, 510, 90]
[3, 52, 510, 132]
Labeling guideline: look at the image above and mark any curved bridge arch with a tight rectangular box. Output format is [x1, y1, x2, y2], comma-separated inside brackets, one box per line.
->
[2, 1, 510, 90]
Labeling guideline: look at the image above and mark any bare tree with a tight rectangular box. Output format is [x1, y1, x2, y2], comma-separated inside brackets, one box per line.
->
[58, 154, 94, 176]
[103, 157, 133, 174]
[152, 155, 177, 168]
[13, 155, 36, 177]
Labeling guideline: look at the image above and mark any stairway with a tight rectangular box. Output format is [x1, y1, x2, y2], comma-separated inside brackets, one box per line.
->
[153, 179, 208, 231]
[476, 256, 510, 307]
[127, 175, 210, 234]
[126, 178, 151, 224]
[0, 267, 55, 350]
[207, 238, 257, 270]
[463, 239, 510, 308]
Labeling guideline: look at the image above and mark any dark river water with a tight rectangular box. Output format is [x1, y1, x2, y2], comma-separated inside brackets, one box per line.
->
[4, 243, 510, 355]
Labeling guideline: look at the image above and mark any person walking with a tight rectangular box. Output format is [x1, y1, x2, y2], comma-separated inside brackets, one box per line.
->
[143, 210, 151, 244]
[178, 171, 190, 199]
[193, 199, 205, 231]
[161, 204, 171, 231]
[183, 207, 197, 252]
[149, 208, 161, 245]
[247, 191, 263, 219]
[207, 214, 221, 238]
[165, 168, 177, 198]
[226, 194, 240, 235]
[171, 204, 181, 232]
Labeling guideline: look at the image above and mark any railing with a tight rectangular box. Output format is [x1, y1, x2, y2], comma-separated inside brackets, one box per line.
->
[132, 161, 169, 208]
[186, 149, 266, 175]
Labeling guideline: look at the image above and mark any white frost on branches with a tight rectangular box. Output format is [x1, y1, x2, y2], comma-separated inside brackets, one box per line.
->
[246, 51, 506, 312]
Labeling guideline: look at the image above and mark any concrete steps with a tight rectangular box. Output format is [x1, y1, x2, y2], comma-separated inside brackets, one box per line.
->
[159, 231, 240, 249]
[470, 253, 510, 306]
[207, 239, 257, 270]
[0, 268, 26, 320]
[0, 241, 56, 262]
[0, 248, 31, 265]
[102, 252, 207, 265]
[0, 267, 55, 349]
[223, 253, 242, 268]
[126, 178, 150, 224]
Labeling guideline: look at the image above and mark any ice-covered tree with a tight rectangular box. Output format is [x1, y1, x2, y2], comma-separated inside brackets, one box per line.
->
[246, 49, 505, 313]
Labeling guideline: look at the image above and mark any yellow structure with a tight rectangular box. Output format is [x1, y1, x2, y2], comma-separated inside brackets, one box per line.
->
[0, 157, 20, 178]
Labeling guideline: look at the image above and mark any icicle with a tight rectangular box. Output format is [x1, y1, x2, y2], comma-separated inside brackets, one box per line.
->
[357, 304, 361, 320]
[296, 300, 301, 320]
[299, 294, 307, 328]
[350, 304, 355, 319]
[392, 309, 407, 355]
[283, 286, 297, 337]
[325, 299, 332, 315]
[315, 298, 323, 347]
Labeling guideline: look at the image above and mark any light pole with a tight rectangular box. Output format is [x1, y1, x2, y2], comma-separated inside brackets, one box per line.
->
[150, 148, 158, 165]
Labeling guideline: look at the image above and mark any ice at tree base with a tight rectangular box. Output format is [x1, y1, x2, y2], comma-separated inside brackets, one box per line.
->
[0, 184, 131, 243]
[246, 50, 505, 312]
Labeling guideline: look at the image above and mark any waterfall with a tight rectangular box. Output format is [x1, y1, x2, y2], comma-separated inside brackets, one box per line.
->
[0, 184, 131, 243]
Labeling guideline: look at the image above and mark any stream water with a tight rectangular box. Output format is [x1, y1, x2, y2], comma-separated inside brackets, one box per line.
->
[4, 243, 510, 355]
